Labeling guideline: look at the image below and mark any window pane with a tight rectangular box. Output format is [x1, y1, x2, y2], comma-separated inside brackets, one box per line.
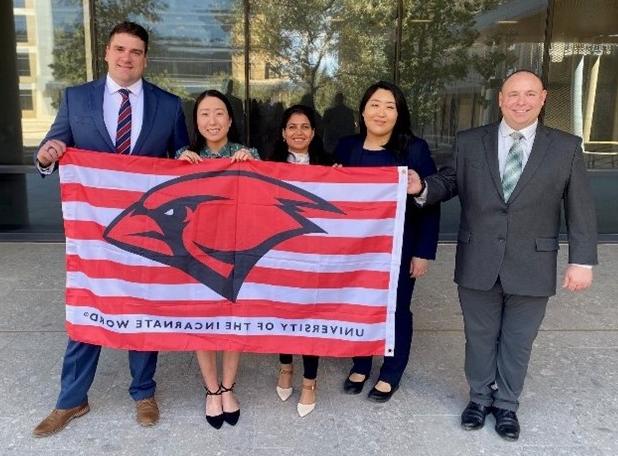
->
[401, 0, 548, 167]
[19, 89, 33, 110]
[545, 0, 618, 171]
[14, 15, 27, 42]
[249, 0, 397, 156]
[16, 53, 30, 77]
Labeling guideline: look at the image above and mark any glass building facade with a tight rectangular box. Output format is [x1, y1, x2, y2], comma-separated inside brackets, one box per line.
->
[1, 0, 617, 240]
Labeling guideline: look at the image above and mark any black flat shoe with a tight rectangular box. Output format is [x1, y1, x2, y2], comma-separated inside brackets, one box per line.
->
[343, 374, 367, 395]
[460, 401, 490, 430]
[366, 382, 399, 403]
[220, 383, 240, 426]
[493, 407, 520, 441]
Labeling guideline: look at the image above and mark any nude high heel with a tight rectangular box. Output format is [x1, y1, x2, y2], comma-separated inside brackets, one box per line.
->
[276, 366, 294, 401]
[297, 380, 316, 417]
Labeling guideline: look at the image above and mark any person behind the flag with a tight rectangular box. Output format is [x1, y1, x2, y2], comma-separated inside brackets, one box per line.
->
[335, 81, 440, 402]
[32, 21, 189, 437]
[176, 89, 258, 162]
[177, 89, 258, 429]
[267, 104, 333, 417]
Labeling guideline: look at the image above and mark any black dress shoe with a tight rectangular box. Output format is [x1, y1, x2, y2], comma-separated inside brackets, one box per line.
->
[460, 401, 490, 430]
[343, 374, 367, 395]
[493, 407, 520, 441]
[366, 382, 399, 403]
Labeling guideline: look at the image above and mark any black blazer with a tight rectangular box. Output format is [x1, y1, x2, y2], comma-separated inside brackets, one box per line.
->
[335, 134, 440, 261]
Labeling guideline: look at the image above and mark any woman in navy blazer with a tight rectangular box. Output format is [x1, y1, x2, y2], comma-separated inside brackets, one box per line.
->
[335, 81, 440, 402]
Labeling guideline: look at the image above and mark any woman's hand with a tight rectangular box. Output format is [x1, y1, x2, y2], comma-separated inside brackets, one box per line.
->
[231, 148, 254, 163]
[178, 150, 202, 164]
[410, 257, 429, 278]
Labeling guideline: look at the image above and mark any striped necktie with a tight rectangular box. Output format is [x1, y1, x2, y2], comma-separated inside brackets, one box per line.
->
[115, 89, 132, 154]
[502, 131, 524, 201]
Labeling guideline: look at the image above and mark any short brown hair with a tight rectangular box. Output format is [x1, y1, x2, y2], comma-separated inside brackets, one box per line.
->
[108, 21, 149, 53]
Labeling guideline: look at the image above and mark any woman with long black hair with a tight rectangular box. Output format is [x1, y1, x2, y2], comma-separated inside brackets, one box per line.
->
[335, 81, 440, 402]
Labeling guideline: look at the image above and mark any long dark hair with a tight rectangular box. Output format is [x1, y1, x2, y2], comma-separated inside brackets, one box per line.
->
[359, 81, 414, 158]
[269, 104, 332, 165]
[189, 89, 240, 151]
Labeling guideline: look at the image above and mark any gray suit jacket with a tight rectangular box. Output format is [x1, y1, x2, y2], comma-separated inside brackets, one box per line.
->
[425, 122, 598, 297]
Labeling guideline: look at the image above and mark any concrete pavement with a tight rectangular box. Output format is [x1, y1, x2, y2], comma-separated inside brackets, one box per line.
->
[0, 243, 616, 456]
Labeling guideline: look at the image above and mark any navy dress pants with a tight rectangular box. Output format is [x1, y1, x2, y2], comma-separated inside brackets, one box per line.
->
[351, 263, 416, 387]
[56, 339, 158, 409]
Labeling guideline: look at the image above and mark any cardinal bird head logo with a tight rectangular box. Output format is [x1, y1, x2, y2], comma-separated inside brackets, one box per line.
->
[103, 170, 343, 302]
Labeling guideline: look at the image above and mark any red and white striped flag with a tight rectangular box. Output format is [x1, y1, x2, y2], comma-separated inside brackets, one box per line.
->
[59, 148, 407, 357]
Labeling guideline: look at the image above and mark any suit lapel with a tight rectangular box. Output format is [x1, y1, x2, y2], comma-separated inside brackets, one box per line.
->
[481, 123, 503, 200]
[507, 124, 551, 203]
[91, 78, 115, 151]
[134, 80, 157, 154]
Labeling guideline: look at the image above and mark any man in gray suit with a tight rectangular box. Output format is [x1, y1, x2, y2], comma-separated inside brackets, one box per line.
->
[408, 70, 597, 441]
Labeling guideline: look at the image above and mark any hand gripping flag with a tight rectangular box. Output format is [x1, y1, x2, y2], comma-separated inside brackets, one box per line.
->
[59, 148, 407, 356]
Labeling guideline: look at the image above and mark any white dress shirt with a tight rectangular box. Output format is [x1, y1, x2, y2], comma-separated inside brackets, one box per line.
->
[103, 74, 144, 153]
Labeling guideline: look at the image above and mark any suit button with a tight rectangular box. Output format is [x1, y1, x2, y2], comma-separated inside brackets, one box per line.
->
[497, 237, 505, 242]
[501, 208, 508, 214]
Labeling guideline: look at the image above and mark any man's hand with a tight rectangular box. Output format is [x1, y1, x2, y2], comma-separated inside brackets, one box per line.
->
[407, 169, 423, 195]
[562, 265, 593, 292]
[410, 257, 429, 278]
[36, 139, 67, 167]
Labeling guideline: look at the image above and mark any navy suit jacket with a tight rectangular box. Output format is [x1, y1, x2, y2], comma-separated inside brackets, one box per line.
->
[37, 76, 189, 174]
[335, 135, 440, 261]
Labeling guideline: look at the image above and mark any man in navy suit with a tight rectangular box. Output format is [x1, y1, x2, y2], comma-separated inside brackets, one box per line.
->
[33, 21, 188, 437]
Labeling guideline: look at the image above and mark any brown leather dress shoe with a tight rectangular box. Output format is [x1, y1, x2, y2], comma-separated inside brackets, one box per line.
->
[32, 403, 90, 437]
[136, 397, 159, 427]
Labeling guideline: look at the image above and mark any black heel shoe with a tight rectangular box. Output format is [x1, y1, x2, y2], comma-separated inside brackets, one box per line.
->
[204, 385, 223, 429]
[220, 383, 240, 426]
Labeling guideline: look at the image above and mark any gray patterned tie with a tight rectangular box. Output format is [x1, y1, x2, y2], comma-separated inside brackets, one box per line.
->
[502, 131, 524, 201]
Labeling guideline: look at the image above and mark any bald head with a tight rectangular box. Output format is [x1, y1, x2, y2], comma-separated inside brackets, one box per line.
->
[499, 70, 547, 131]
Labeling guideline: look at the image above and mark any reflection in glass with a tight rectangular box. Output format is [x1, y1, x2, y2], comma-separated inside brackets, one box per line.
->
[402, 0, 548, 167]
[16, 1, 87, 149]
[545, 0, 618, 170]
[93, 0, 245, 137]
[249, 0, 396, 155]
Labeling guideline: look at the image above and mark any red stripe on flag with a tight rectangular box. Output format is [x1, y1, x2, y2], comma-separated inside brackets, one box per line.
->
[61, 184, 143, 208]
[66, 323, 385, 356]
[63, 220, 393, 254]
[60, 148, 402, 183]
[66, 255, 389, 289]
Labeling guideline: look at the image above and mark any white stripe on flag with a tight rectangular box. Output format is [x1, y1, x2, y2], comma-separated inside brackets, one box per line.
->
[66, 305, 386, 341]
[66, 271, 389, 306]
[60, 165, 400, 202]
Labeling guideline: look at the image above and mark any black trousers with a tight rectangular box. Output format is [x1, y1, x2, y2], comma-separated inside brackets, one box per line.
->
[279, 354, 319, 380]
[350, 265, 416, 387]
[458, 281, 548, 411]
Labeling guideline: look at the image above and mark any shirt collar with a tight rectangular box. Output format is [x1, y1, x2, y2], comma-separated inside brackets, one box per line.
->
[105, 74, 143, 96]
[287, 151, 310, 164]
[499, 118, 538, 142]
